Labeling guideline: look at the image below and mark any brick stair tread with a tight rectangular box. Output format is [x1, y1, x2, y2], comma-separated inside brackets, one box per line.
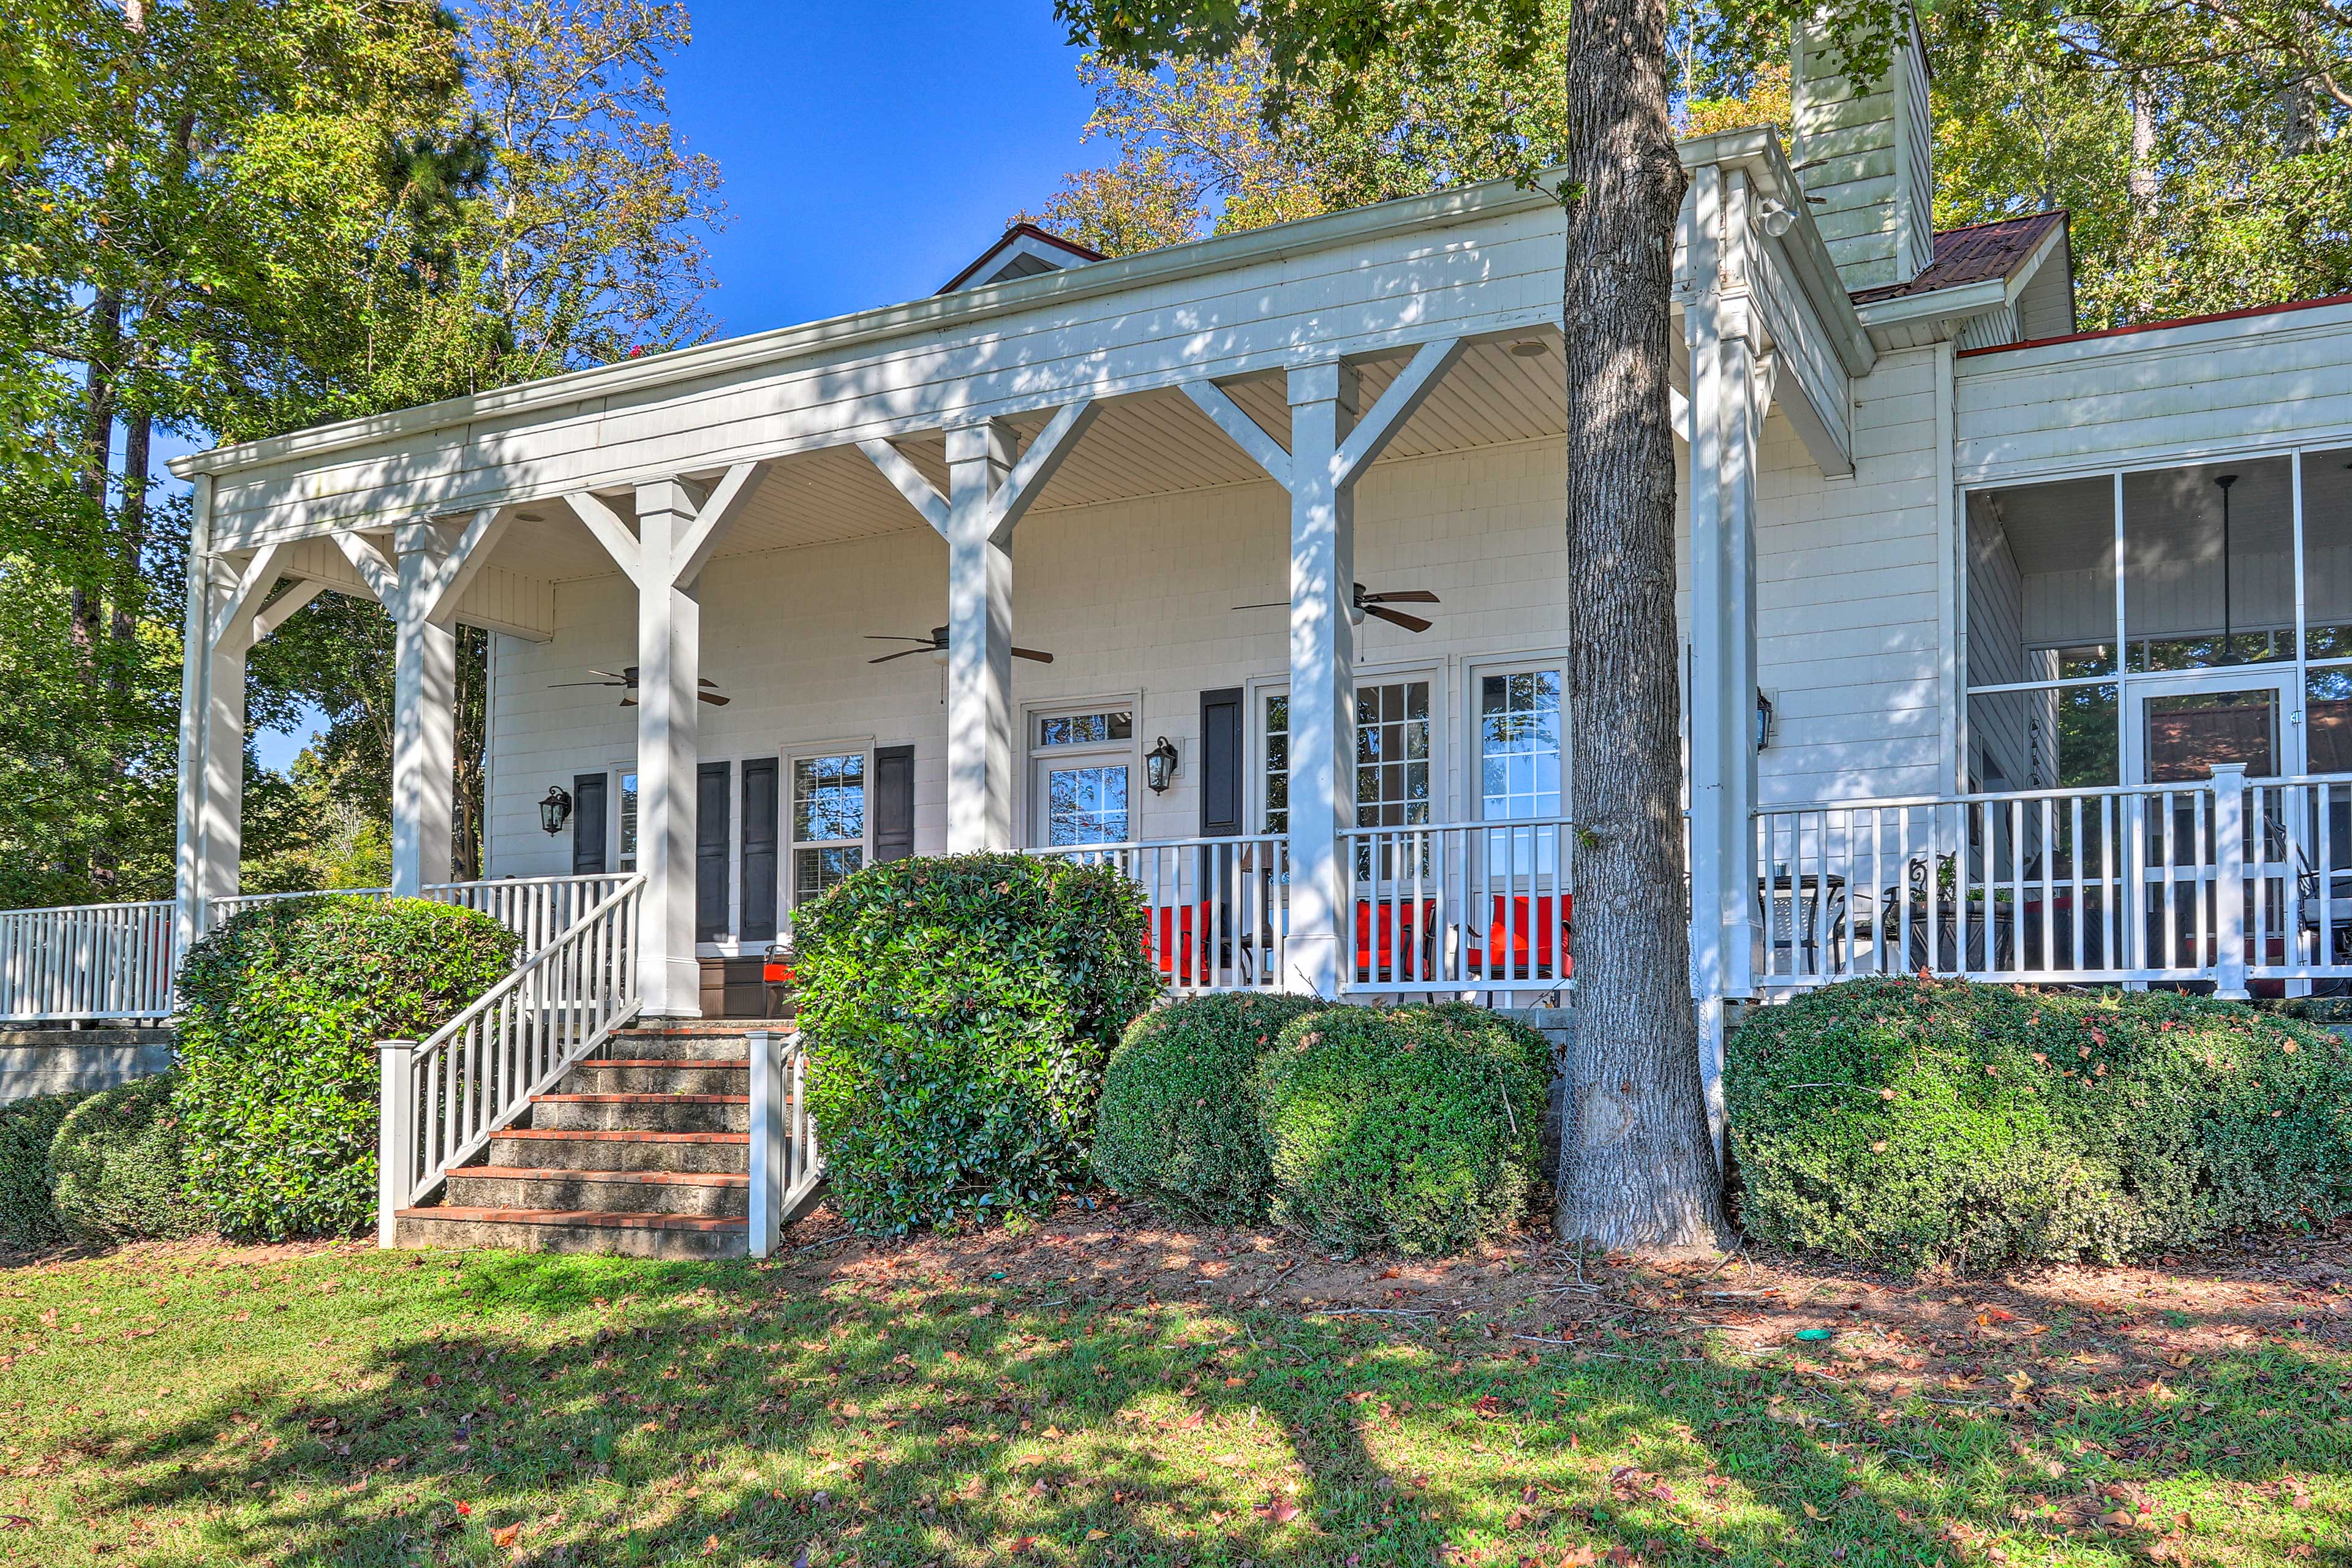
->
[396, 1206, 745, 1232]
[532, 1093, 748, 1104]
[497, 1128, 747, 1145]
[458, 1166, 748, 1188]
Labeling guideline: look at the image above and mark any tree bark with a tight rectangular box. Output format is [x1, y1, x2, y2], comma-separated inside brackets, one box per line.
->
[1555, 0, 1732, 1250]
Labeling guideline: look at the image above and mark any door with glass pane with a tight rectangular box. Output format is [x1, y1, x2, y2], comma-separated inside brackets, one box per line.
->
[2124, 673, 2299, 785]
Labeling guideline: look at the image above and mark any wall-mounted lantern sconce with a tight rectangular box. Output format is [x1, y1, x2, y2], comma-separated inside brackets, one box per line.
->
[1145, 736, 1180, 794]
[1755, 688, 1776, 752]
[538, 785, 574, 835]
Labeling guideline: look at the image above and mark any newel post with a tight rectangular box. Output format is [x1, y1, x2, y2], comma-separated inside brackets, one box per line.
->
[746, 1029, 784, 1257]
[2209, 763, 2250, 1000]
[376, 1039, 416, 1248]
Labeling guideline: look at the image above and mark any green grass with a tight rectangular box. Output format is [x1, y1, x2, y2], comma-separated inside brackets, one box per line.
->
[0, 1242, 2346, 1566]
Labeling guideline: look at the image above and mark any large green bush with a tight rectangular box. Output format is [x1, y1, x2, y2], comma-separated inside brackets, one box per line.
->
[794, 852, 1159, 1235]
[174, 895, 518, 1240]
[0, 1091, 89, 1250]
[1727, 977, 2352, 1273]
[50, 1072, 203, 1245]
[1253, 1003, 1551, 1256]
[1091, 992, 1329, 1224]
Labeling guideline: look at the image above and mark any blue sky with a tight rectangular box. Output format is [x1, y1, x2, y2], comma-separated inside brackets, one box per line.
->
[249, 0, 1104, 773]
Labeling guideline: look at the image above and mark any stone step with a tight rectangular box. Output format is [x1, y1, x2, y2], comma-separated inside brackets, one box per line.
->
[530, 1093, 748, 1134]
[605, 1029, 762, 1062]
[488, 1128, 749, 1174]
[563, 1059, 748, 1095]
[443, 1166, 748, 1218]
[392, 1206, 746, 1259]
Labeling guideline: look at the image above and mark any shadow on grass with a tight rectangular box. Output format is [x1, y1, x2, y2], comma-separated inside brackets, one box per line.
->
[42, 1247, 2352, 1567]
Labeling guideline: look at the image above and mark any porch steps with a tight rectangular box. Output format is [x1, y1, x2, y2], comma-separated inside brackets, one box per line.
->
[393, 1025, 783, 1258]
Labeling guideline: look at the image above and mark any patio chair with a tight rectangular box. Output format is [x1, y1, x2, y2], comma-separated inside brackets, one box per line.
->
[1462, 892, 1574, 982]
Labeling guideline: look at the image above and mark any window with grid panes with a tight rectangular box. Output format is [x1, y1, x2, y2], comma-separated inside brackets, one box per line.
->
[791, 753, 866, 906]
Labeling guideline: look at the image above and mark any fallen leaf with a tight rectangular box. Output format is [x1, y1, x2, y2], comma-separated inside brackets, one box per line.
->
[1254, 1498, 1301, 1524]
[490, 1523, 521, 1548]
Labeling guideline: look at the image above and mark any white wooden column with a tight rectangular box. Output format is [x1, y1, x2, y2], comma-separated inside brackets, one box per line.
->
[1285, 362, 1360, 997]
[565, 464, 767, 1017]
[858, 405, 1097, 854]
[945, 421, 1018, 851]
[1181, 339, 1465, 997]
[1684, 164, 1766, 1138]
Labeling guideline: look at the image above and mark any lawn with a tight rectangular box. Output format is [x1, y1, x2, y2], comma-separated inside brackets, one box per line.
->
[1, 1206, 2347, 1567]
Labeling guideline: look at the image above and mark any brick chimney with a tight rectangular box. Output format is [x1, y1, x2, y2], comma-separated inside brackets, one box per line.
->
[1789, 9, 1934, 292]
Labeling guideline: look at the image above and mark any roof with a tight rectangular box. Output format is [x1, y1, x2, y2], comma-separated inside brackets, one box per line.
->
[937, 223, 1106, 294]
[1958, 291, 2352, 358]
[1849, 211, 2070, 304]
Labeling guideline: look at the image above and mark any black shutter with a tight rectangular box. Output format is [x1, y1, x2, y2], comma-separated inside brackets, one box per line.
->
[873, 744, 915, 862]
[696, 761, 731, 942]
[740, 758, 779, 943]
[571, 773, 607, 875]
[1199, 687, 1244, 837]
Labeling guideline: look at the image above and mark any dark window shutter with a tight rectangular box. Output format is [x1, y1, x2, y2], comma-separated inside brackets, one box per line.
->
[740, 758, 779, 943]
[1199, 687, 1244, 837]
[873, 744, 915, 862]
[696, 761, 731, 942]
[571, 773, 607, 875]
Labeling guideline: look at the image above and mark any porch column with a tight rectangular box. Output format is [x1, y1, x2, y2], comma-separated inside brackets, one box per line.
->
[565, 466, 767, 1017]
[1286, 361, 1360, 998]
[390, 525, 459, 896]
[944, 420, 1018, 853]
[1684, 163, 1765, 1139]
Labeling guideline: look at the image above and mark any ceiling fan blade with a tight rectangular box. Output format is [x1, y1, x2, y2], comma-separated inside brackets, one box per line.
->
[868, 647, 933, 665]
[1366, 605, 1433, 634]
[1363, 589, 1439, 604]
[1231, 601, 1286, 611]
[619, 696, 638, 707]
[696, 690, 731, 706]
[586, 669, 629, 680]
[548, 680, 625, 688]
[862, 634, 937, 644]
[1012, 647, 1055, 664]
[697, 677, 720, 688]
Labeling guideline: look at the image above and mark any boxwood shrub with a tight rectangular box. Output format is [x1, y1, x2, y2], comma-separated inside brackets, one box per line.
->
[1727, 976, 2352, 1273]
[174, 895, 518, 1240]
[1091, 992, 1329, 1223]
[1253, 1003, 1551, 1256]
[50, 1071, 204, 1245]
[793, 852, 1159, 1235]
[0, 1091, 89, 1251]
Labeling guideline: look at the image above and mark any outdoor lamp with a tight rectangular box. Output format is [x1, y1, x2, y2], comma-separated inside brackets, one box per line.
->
[1145, 736, 1180, 793]
[539, 785, 573, 835]
[1755, 688, 1776, 752]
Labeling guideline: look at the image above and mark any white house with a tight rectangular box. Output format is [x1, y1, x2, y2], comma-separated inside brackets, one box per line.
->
[10, 18, 2352, 1251]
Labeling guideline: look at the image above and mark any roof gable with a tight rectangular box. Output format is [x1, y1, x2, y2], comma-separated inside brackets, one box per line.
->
[938, 223, 1106, 294]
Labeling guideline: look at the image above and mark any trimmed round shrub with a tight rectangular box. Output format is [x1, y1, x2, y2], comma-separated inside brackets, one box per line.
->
[174, 895, 519, 1240]
[794, 851, 1160, 1235]
[50, 1072, 203, 1245]
[1091, 992, 1330, 1223]
[1727, 976, 2352, 1273]
[1253, 1003, 1551, 1256]
[0, 1091, 89, 1251]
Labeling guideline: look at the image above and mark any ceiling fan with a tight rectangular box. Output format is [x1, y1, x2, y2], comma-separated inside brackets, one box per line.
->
[1232, 582, 1441, 633]
[548, 666, 731, 706]
[864, 627, 1055, 665]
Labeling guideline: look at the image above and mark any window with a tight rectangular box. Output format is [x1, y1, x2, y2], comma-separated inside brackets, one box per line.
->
[617, 771, 639, 872]
[791, 753, 866, 906]
[1261, 693, 1288, 834]
[1355, 679, 1431, 829]
[1479, 671, 1562, 821]
[1031, 707, 1135, 846]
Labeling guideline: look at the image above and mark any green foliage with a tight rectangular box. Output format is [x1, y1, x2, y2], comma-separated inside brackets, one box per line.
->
[793, 853, 1161, 1236]
[1253, 1003, 1551, 1256]
[1091, 992, 1330, 1223]
[173, 896, 518, 1240]
[0, 1090, 88, 1251]
[1727, 978, 2352, 1273]
[49, 1071, 202, 1245]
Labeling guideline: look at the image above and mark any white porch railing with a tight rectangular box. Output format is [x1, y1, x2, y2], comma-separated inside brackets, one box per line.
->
[1340, 815, 1576, 999]
[374, 875, 645, 1236]
[0, 900, 176, 1023]
[1030, 833, 1292, 993]
[746, 1027, 825, 1257]
[1751, 768, 2352, 990]
[209, 873, 634, 950]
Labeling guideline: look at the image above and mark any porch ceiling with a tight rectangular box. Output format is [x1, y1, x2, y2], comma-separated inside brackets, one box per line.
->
[484, 331, 1577, 584]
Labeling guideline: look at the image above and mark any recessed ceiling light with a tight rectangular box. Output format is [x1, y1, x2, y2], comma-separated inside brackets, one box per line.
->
[1509, 340, 1548, 358]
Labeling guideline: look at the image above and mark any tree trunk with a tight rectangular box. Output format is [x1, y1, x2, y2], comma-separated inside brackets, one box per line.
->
[1555, 0, 1732, 1250]
[71, 287, 125, 664]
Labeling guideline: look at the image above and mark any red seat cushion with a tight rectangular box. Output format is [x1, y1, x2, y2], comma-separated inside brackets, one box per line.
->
[1473, 894, 1573, 979]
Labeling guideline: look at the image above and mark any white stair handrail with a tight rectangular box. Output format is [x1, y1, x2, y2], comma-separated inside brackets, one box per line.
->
[747, 1027, 825, 1256]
